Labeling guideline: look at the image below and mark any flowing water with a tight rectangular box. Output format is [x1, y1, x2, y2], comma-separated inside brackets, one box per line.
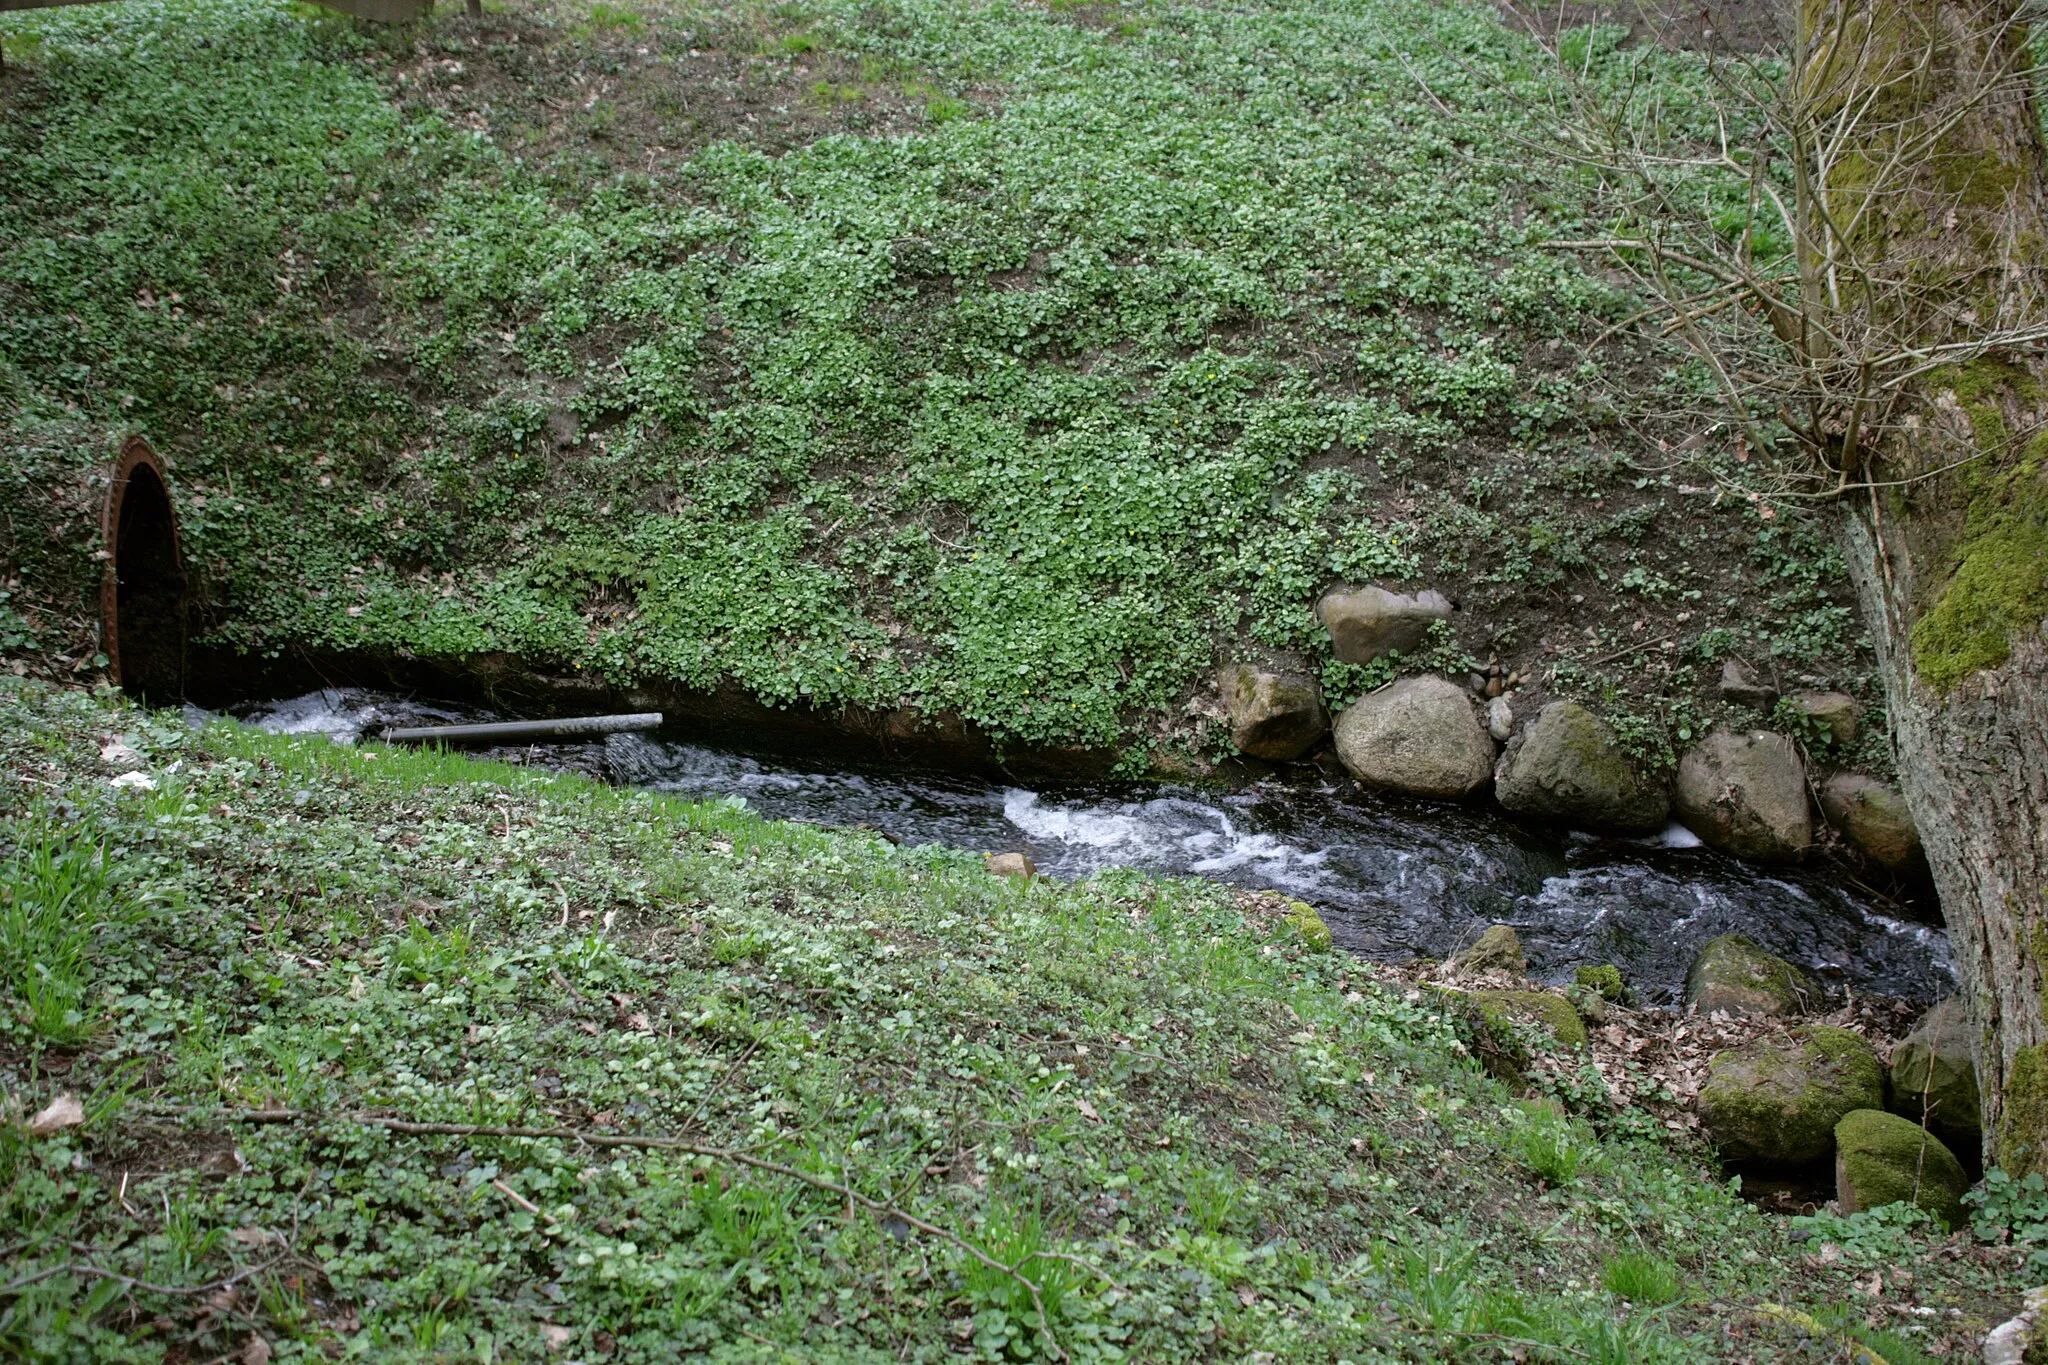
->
[231, 688, 1952, 1006]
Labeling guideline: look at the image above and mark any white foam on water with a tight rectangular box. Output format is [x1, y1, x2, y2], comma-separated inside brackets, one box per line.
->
[1003, 789, 1336, 895]
[240, 689, 381, 743]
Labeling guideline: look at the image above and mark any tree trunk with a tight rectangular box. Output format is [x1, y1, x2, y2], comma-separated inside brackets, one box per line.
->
[1843, 520, 2048, 1167]
[1814, 0, 2048, 1167]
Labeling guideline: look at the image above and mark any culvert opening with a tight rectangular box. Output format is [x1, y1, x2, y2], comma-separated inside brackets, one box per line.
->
[101, 439, 187, 702]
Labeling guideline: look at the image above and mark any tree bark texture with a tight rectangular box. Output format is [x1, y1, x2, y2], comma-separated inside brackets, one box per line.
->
[1843, 520, 2048, 1167]
[1815, 0, 2048, 1165]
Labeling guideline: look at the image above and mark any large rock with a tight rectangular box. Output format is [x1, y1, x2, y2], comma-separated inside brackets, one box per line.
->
[1673, 730, 1813, 862]
[1469, 989, 1589, 1050]
[1453, 924, 1527, 978]
[1695, 1026, 1885, 1165]
[1493, 701, 1669, 835]
[1790, 690, 1859, 746]
[1685, 934, 1820, 1017]
[1333, 675, 1494, 799]
[1819, 773, 1925, 876]
[1834, 1109, 1970, 1230]
[1890, 997, 1982, 1144]
[1216, 663, 1329, 762]
[1316, 585, 1452, 665]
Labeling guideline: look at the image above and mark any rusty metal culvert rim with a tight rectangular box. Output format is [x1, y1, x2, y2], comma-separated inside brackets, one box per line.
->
[99, 435, 184, 692]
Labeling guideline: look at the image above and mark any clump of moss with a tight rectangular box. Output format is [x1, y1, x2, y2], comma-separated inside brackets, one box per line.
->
[1912, 374, 2048, 690]
[2001, 1043, 2048, 1178]
[1283, 900, 1332, 952]
[1574, 963, 1626, 1002]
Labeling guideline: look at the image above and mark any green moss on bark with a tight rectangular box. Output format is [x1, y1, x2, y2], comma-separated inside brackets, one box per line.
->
[1911, 384, 2048, 691]
[2001, 1043, 2048, 1177]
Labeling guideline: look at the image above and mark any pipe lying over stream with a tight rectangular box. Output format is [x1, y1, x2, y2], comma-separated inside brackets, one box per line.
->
[381, 712, 664, 745]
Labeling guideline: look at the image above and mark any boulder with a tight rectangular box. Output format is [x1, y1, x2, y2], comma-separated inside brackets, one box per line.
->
[1453, 924, 1527, 978]
[1493, 701, 1670, 835]
[1695, 1026, 1885, 1165]
[1470, 989, 1589, 1049]
[1819, 774, 1925, 876]
[1333, 675, 1495, 800]
[1216, 663, 1329, 762]
[985, 852, 1037, 880]
[1718, 659, 1778, 709]
[1673, 730, 1813, 862]
[1685, 934, 1820, 1017]
[1790, 690, 1859, 746]
[1317, 585, 1452, 665]
[1834, 1109, 1970, 1230]
[1890, 997, 1982, 1144]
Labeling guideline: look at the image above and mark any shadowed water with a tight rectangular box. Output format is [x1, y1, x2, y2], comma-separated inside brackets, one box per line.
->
[230, 688, 1951, 1006]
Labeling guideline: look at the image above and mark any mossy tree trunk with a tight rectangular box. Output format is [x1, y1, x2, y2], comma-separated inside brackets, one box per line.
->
[1815, 0, 2048, 1168]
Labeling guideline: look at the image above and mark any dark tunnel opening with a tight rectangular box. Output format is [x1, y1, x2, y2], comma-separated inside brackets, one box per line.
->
[105, 449, 187, 702]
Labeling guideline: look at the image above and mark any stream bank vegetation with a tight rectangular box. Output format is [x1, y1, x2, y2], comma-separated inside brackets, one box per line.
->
[0, 678, 2031, 1361]
[0, 0, 1891, 777]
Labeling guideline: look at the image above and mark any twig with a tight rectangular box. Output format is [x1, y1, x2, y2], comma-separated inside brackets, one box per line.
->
[0, 1254, 288, 1300]
[1584, 634, 1674, 668]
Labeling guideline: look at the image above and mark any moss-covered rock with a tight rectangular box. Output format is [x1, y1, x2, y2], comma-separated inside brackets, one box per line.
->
[1453, 924, 1527, 978]
[1696, 1027, 1884, 1166]
[1493, 701, 1670, 835]
[1471, 989, 1589, 1050]
[1683, 934, 1820, 1018]
[1284, 901, 1332, 952]
[1890, 997, 1981, 1145]
[1574, 963, 1626, 1002]
[1834, 1109, 1969, 1230]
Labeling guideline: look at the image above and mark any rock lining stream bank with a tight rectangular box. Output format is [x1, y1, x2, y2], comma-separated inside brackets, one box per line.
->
[229, 686, 1952, 1007]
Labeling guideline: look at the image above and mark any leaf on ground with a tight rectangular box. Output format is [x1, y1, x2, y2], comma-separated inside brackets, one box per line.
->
[241, 1335, 272, 1365]
[28, 1095, 84, 1135]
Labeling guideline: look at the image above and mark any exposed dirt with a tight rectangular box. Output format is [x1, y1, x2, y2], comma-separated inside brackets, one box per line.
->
[1496, 0, 1789, 55]
[387, 3, 960, 176]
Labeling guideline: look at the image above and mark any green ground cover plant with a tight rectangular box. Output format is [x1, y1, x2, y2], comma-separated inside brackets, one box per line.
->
[0, 679, 2002, 1360]
[0, 0, 1880, 765]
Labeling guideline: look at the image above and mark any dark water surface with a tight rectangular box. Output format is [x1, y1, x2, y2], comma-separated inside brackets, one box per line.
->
[231, 688, 1951, 1006]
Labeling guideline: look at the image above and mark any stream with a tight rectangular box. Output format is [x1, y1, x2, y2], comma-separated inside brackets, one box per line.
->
[231, 688, 1952, 1006]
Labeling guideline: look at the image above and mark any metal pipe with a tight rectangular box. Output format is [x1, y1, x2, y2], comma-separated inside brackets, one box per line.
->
[380, 713, 664, 745]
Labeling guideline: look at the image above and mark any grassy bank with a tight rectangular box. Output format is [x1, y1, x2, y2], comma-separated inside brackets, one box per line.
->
[0, 679, 2007, 1361]
[0, 0, 1876, 768]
